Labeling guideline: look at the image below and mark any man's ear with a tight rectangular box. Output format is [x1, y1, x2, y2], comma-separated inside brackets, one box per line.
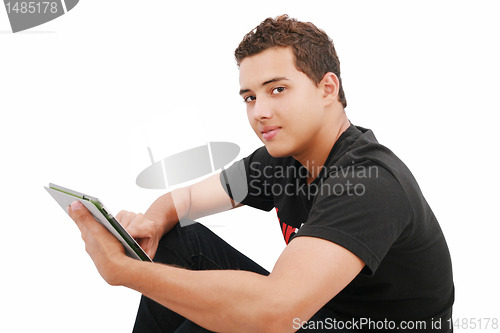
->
[320, 72, 340, 104]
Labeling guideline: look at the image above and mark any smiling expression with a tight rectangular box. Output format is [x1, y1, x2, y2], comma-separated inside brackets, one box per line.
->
[239, 47, 333, 161]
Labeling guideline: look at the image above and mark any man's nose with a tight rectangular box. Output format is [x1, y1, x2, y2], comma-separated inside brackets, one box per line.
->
[252, 100, 273, 121]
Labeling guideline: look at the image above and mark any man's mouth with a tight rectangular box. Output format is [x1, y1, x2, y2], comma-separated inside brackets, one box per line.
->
[261, 126, 281, 141]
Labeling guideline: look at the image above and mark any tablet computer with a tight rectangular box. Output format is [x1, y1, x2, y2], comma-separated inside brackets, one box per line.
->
[45, 183, 152, 262]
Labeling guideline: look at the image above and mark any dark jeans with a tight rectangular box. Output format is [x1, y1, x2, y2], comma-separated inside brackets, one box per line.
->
[132, 222, 359, 332]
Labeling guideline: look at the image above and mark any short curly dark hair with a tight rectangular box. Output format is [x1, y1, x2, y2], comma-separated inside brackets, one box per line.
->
[235, 14, 347, 108]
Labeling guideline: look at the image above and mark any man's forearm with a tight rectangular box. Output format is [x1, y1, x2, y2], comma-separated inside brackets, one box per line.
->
[122, 260, 287, 333]
[143, 188, 191, 236]
[143, 173, 239, 236]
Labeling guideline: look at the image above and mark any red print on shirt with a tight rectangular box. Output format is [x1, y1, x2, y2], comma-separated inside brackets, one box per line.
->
[276, 208, 297, 245]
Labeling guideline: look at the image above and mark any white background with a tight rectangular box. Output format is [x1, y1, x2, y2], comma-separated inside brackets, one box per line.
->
[1, 1, 499, 332]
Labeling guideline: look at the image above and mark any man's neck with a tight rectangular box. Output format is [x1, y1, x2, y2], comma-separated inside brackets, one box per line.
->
[295, 112, 350, 184]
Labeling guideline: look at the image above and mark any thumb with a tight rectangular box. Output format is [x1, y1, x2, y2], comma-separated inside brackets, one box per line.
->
[68, 200, 93, 230]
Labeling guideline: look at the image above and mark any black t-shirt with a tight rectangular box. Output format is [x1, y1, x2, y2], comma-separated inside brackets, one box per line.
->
[221, 125, 454, 332]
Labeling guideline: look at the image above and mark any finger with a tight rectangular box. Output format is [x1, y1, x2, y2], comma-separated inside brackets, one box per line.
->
[115, 210, 127, 222]
[143, 240, 158, 259]
[68, 201, 92, 232]
[126, 216, 155, 239]
[116, 210, 135, 229]
[133, 234, 157, 259]
[67, 201, 98, 252]
[68, 201, 108, 237]
[68, 201, 126, 256]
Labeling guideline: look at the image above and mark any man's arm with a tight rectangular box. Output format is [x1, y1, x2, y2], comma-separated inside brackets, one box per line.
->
[68, 201, 364, 333]
[118, 172, 241, 258]
[145, 172, 239, 228]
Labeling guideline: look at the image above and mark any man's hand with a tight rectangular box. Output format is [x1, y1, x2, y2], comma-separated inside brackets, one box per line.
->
[116, 210, 162, 259]
[68, 201, 131, 286]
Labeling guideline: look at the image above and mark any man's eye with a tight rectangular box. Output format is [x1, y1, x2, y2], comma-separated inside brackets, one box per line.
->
[271, 87, 285, 95]
[244, 96, 256, 103]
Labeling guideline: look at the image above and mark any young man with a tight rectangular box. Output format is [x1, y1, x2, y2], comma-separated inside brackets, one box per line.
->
[68, 15, 454, 332]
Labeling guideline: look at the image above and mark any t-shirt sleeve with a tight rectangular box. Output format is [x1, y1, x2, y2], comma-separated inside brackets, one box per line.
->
[294, 162, 412, 275]
[220, 146, 275, 211]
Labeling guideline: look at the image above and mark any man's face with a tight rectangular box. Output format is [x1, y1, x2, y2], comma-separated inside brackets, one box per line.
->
[239, 47, 328, 160]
